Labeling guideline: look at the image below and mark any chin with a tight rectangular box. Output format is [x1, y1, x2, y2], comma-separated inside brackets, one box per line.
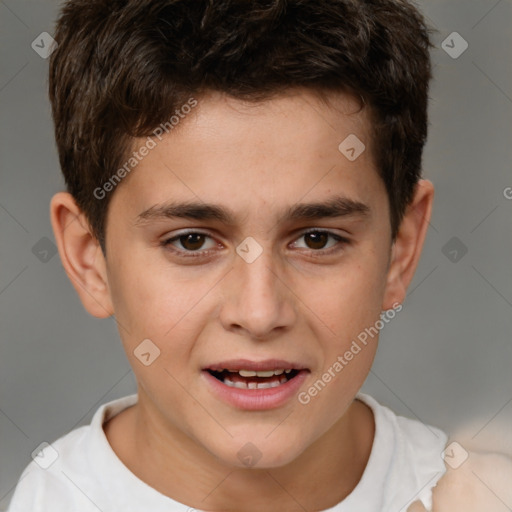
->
[205, 431, 308, 470]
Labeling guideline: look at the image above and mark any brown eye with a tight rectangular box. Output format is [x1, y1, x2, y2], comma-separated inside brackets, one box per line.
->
[303, 231, 329, 250]
[162, 231, 217, 255]
[178, 233, 207, 251]
[292, 230, 345, 253]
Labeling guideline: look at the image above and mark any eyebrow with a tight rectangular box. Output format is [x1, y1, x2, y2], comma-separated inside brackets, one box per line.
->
[135, 195, 370, 226]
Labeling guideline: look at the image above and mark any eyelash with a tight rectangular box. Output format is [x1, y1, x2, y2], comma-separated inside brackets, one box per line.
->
[160, 228, 349, 259]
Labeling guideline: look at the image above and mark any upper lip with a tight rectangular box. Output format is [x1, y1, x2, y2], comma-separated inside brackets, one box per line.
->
[204, 359, 309, 372]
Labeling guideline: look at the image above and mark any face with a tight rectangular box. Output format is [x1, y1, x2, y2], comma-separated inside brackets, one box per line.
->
[101, 89, 395, 468]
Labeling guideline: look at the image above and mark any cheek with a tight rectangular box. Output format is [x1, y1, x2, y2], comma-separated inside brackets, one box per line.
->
[107, 255, 219, 338]
[106, 260, 211, 402]
[296, 264, 387, 427]
[303, 253, 388, 345]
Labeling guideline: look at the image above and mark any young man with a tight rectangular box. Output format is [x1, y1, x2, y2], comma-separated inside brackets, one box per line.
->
[8, 0, 512, 511]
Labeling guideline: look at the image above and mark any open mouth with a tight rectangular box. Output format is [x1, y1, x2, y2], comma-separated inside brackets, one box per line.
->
[206, 368, 301, 390]
[203, 360, 310, 409]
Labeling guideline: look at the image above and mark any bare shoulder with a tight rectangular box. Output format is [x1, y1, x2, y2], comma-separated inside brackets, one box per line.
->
[408, 450, 512, 512]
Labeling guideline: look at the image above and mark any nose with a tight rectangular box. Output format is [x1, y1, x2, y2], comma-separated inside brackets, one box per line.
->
[219, 245, 297, 341]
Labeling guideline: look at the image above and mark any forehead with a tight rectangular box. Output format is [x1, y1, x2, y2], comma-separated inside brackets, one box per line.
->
[174, 89, 372, 161]
[108, 89, 385, 228]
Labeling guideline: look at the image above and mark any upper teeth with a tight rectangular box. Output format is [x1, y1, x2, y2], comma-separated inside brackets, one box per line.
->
[238, 369, 289, 377]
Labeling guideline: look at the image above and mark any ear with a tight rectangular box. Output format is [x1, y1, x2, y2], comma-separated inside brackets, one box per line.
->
[50, 192, 114, 318]
[382, 179, 434, 310]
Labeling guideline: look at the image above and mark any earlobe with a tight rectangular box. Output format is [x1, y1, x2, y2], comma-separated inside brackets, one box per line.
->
[50, 192, 114, 318]
[382, 179, 434, 310]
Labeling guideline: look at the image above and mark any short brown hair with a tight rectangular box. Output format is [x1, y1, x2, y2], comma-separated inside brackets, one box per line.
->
[49, 0, 433, 248]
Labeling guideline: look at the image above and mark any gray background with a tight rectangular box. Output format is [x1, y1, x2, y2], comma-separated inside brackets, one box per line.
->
[1, 0, 511, 508]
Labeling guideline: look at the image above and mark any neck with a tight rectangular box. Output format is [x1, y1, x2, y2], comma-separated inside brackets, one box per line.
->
[104, 392, 374, 512]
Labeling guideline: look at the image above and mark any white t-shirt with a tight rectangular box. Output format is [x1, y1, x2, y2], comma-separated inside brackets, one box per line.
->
[7, 393, 448, 512]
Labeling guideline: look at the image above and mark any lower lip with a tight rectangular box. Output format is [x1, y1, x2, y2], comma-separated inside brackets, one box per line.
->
[202, 370, 309, 410]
